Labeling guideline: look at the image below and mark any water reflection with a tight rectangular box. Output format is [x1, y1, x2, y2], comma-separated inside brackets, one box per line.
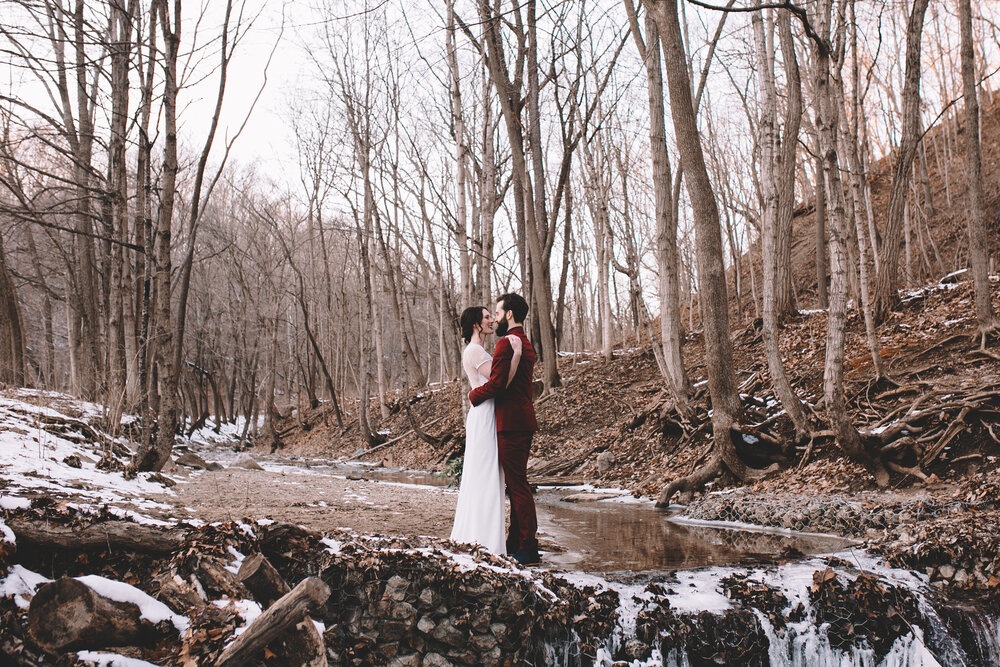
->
[259, 460, 853, 574]
[536, 491, 852, 573]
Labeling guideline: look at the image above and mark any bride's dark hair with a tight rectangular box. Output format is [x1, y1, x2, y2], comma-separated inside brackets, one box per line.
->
[460, 306, 487, 343]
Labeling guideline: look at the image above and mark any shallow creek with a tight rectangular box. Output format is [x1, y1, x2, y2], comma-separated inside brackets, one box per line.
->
[271, 459, 853, 571]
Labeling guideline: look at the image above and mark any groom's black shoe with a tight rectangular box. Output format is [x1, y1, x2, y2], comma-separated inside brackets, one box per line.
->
[512, 546, 541, 566]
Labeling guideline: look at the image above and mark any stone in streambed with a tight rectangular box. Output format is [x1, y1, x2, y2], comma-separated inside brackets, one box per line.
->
[417, 616, 436, 635]
[389, 654, 421, 667]
[384, 575, 410, 601]
[562, 492, 623, 503]
[229, 453, 263, 470]
[175, 451, 212, 469]
[596, 450, 615, 474]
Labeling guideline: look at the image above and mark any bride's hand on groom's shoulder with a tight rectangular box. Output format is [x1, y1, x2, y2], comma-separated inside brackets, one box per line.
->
[506, 334, 522, 353]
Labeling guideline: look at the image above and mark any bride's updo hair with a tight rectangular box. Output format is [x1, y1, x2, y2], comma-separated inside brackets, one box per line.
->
[460, 306, 487, 343]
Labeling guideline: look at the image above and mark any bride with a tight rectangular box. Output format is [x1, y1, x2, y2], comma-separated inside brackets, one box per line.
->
[450, 306, 521, 555]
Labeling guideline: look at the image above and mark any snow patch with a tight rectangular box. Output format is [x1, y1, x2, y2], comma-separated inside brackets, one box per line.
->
[321, 537, 342, 554]
[76, 575, 188, 633]
[76, 652, 163, 667]
[0, 564, 52, 608]
[0, 495, 31, 510]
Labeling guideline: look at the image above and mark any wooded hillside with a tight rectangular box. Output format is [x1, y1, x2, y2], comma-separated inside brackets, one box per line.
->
[0, 0, 998, 503]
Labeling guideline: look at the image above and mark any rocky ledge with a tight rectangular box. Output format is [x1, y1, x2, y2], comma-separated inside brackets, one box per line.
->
[2, 503, 999, 666]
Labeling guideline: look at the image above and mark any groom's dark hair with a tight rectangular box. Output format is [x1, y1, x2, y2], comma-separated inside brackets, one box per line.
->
[498, 292, 529, 323]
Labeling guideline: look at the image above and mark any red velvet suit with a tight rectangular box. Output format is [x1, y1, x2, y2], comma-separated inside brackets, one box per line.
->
[469, 326, 538, 552]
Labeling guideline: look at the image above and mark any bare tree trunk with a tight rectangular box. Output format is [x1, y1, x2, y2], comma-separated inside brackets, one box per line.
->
[751, 8, 809, 441]
[473, 0, 560, 390]
[106, 0, 135, 431]
[134, 2, 158, 440]
[0, 231, 25, 386]
[873, 0, 931, 321]
[478, 75, 497, 307]
[959, 0, 998, 342]
[811, 0, 888, 486]
[774, 10, 802, 321]
[23, 227, 54, 385]
[135, 0, 180, 472]
[648, 0, 762, 504]
[813, 148, 829, 308]
[447, 0, 473, 305]
[624, 0, 690, 404]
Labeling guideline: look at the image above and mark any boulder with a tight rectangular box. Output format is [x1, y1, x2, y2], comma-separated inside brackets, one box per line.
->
[175, 452, 211, 470]
[229, 453, 264, 471]
[596, 451, 615, 475]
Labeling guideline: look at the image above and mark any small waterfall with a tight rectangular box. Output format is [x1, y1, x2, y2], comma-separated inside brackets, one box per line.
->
[550, 556, 1000, 667]
[753, 609, 941, 667]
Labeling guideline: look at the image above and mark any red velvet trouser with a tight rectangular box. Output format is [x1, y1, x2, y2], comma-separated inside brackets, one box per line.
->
[498, 430, 537, 552]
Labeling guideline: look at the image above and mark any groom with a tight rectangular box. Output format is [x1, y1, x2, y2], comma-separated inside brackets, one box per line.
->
[469, 293, 540, 565]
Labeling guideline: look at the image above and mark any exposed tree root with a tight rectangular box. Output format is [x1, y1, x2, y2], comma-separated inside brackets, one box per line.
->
[885, 461, 933, 483]
[656, 455, 723, 507]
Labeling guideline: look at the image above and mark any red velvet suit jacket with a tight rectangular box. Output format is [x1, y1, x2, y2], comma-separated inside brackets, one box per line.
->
[468, 326, 538, 432]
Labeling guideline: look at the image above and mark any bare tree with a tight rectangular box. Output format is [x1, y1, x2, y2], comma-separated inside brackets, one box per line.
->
[647, 0, 775, 505]
[624, 0, 691, 406]
[872, 0, 931, 321]
[959, 0, 998, 344]
[750, 7, 810, 441]
[0, 229, 25, 385]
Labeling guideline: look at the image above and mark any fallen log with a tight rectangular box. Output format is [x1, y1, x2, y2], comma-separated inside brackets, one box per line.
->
[237, 553, 291, 607]
[215, 577, 331, 667]
[28, 577, 155, 653]
[264, 618, 328, 667]
[9, 518, 188, 553]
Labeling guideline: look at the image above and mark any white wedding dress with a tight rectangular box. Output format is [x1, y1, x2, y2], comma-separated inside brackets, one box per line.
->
[449, 343, 506, 555]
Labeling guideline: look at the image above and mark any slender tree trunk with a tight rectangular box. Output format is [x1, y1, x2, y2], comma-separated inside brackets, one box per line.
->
[447, 0, 473, 305]
[872, 0, 931, 321]
[751, 9, 809, 441]
[135, 0, 180, 472]
[625, 0, 690, 403]
[475, 0, 560, 390]
[0, 231, 25, 386]
[774, 10, 802, 321]
[959, 0, 997, 341]
[811, 0, 888, 486]
[813, 148, 829, 308]
[648, 0, 758, 500]
[106, 0, 135, 431]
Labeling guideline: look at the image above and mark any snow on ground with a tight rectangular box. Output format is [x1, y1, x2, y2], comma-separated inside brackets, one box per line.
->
[76, 651, 162, 667]
[0, 391, 172, 513]
[185, 416, 261, 449]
